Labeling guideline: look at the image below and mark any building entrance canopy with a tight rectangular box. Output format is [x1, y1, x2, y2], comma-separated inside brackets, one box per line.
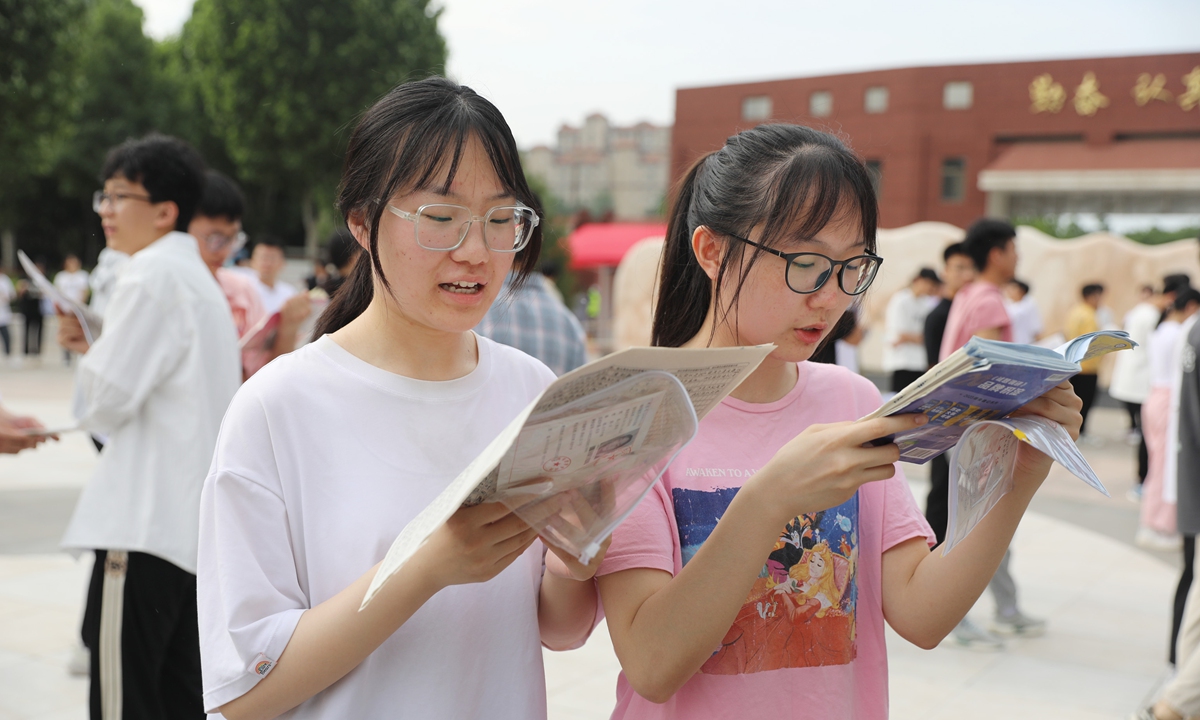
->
[979, 139, 1200, 216]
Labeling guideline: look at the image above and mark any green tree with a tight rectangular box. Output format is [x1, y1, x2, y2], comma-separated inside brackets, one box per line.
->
[0, 0, 84, 265]
[184, 0, 446, 256]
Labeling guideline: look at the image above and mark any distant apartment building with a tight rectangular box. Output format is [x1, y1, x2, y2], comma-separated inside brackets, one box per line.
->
[525, 114, 670, 220]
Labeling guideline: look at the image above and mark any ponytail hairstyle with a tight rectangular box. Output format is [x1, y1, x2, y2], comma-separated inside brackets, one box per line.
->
[652, 124, 878, 349]
[313, 77, 544, 339]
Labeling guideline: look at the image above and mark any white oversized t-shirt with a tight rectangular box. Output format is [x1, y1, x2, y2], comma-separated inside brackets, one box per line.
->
[198, 334, 556, 718]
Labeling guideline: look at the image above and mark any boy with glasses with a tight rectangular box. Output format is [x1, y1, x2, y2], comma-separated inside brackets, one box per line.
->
[188, 171, 309, 378]
[57, 134, 241, 720]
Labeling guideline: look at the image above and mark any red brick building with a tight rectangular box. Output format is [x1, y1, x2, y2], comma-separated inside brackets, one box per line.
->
[672, 53, 1200, 228]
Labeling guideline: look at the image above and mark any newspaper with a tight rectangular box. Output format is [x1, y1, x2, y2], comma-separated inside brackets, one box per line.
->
[18, 250, 103, 344]
[860, 331, 1134, 463]
[361, 343, 775, 609]
[943, 416, 1109, 553]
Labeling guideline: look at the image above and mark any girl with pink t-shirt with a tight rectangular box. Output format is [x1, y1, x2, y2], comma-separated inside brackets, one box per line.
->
[594, 124, 1083, 719]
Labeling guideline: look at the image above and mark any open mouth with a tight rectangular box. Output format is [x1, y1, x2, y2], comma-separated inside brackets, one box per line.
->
[439, 280, 483, 295]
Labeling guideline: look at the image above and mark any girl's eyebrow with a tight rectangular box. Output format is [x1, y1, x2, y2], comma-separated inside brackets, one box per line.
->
[787, 235, 868, 250]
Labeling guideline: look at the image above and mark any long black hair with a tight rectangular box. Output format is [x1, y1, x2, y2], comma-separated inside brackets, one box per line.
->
[313, 77, 543, 338]
[652, 124, 878, 349]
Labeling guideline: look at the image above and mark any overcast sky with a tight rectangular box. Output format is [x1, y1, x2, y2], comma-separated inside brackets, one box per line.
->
[134, 0, 1199, 148]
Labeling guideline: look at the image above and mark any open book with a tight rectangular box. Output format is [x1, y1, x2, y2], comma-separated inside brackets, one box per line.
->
[18, 250, 103, 344]
[862, 330, 1134, 463]
[361, 343, 775, 609]
[861, 330, 1132, 552]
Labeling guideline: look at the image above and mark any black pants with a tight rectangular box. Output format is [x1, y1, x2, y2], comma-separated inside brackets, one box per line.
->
[82, 550, 204, 720]
[925, 454, 950, 546]
[1173, 535, 1196, 665]
[1126, 401, 1149, 484]
[23, 313, 42, 355]
[0, 324, 9, 355]
[890, 369, 925, 394]
[1070, 373, 1099, 435]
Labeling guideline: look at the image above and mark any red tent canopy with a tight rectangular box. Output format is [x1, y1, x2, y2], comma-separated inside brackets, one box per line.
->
[566, 222, 668, 270]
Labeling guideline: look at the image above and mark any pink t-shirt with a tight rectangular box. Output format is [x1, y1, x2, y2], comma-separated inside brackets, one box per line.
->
[597, 362, 934, 720]
[938, 280, 1012, 361]
[215, 268, 268, 377]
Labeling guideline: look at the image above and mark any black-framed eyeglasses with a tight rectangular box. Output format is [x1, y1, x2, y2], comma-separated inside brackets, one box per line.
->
[729, 234, 883, 295]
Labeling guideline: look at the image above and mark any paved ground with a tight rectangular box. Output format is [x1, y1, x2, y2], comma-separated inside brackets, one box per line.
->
[0, 353, 1179, 719]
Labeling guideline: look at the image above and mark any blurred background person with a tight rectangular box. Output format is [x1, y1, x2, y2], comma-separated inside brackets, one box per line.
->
[1003, 279, 1042, 346]
[248, 236, 298, 314]
[1139, 288, 1200, 552]
[0, 270, 14, 361]
[1064, 284, 1105, 440]
[476, 270, 588, 376]
[883, 267, 939, 392]
[317, 227, 361, 300]
[304, 257, 329, 292]
[54, 255, 90, 366]
[938, 218, 1043, 647]
[1110, 284, 1168, 501]
[16, 265, 47, 364]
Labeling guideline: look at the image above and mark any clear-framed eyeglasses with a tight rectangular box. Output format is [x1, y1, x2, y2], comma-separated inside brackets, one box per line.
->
[203, 230, 247, 255]
[92, 190, 153, 213]
[730, 234, 883, 295]
[385, 203, 539, 253]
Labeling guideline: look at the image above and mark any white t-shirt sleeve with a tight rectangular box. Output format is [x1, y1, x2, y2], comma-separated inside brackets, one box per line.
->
[198, 389, 307, 712]
[75, 274, 187, 435]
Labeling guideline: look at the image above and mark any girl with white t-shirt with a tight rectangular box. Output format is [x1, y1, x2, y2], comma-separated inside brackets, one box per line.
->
[197, 78, 604, 719]
[593, 124, 1084, 719]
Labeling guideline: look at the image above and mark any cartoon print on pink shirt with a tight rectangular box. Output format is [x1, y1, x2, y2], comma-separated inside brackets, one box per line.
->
[673, 487, 859, 674]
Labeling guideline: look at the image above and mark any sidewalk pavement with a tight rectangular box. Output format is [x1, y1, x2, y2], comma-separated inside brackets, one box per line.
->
[0, 363, 1177, 720]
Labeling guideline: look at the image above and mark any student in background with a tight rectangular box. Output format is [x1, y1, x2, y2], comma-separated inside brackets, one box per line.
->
[883, 267, 939, 392]
[1003, 279, 1042, 346]
[1064, 283, 1105, 438]
[56, 133, 241, 720]
[248, 237, 299, 314]
[476, 269, 588, 376]
[189, 171, 310, 378]
[316, 228, 361, 301]
[939, 218, 1043, 648]
[53, 256, 90, 366]
[592, 124, 1081, 718]
[1110, 283, 1171, 499]
[922, 242, 976, 562]
[0, 270, 14, 360]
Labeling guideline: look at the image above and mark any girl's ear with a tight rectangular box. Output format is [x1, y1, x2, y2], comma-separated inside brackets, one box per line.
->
[347, 209, 371, 252]
[690, 225, 723, 282]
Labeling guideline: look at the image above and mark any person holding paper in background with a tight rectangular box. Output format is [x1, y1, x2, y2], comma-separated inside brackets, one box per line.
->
[55, 134, 241, 720]
[592, 127, 1081, 719]
[197, 78, 605, 720]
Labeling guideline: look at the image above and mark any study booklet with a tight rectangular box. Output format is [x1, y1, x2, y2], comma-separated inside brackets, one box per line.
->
[862, 330, 1134, 463]
[859, 330, 1132, 552]
[18, 250, 103, 344]
[361, 343, 775, 609]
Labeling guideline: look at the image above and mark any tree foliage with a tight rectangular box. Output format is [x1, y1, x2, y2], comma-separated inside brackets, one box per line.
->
[0, 0, 84, 226]
[2, 0, 447, 268]
[184, 0, 446, 252]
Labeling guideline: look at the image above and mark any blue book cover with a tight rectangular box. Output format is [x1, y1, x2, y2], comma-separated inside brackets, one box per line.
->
[867, 331, 1134, 464]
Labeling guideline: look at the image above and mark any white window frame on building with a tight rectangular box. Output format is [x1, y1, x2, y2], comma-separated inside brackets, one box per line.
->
[943, 81, 974, 110]
[742, 95, 772, 121]
[864, 86, 889, 114]
[809, 91, 833, 118]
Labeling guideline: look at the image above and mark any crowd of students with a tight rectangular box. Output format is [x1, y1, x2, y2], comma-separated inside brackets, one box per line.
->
[1, 77, 1090, 720]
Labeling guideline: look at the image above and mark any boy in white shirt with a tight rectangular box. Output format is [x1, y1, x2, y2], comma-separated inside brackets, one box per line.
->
[56, 133, 241, 720]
